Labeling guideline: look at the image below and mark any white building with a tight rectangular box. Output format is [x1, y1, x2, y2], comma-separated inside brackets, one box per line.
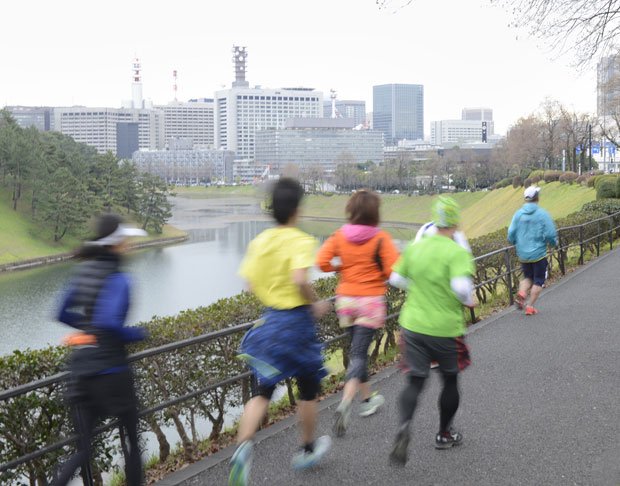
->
[214, 46, 322, 160]
[133, 141, 234, 184]
[430, 119, 494, 146]
[158, 99, 215, 148]
[53, 107, 164, 154]
[461, 107, 493, 121]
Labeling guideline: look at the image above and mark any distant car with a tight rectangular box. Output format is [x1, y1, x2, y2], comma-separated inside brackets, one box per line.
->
[376, 190, 382, 194]
[392, 190, 400, 194]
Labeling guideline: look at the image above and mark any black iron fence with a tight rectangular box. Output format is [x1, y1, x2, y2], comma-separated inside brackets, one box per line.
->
[1, 210, 619, 484]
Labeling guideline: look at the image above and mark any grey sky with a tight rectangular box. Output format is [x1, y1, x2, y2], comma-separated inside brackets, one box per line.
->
[1, 0, 595, 135]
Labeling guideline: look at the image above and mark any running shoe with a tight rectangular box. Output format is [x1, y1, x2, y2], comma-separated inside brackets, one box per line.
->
[291, 435, 332, 470]
[515, 291, 526, 310]
[359, 393, 385, 417]
[525, 306, 538, 316]
[430, 361, 440, 369]
[435, 429, 463, 449]
[333, 399, 352, 437]
[229, 440, 253, 486]
[389, 422, 410, 466]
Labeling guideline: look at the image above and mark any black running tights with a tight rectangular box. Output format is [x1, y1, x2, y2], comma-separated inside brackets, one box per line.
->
[399, 374, 460, 433]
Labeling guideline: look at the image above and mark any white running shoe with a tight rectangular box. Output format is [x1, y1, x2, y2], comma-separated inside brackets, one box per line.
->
[333, 399, 352, 437]
[291, 435, 332, 470]
[359, 393, 385, 417]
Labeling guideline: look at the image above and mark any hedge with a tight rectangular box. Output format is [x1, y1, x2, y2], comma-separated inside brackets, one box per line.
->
[512, 176, 523, 188]
[596, 180, 618, 199]
[558, 172, 578, 184]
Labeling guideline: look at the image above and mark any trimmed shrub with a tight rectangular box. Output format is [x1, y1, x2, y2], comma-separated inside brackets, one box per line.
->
[576, 175, 588, 185]
[543, 170, 562, 183]
[512, 176, 523, 188]
[558, 172, 578, 184]
[529, 170, 545, 180]
[531, 176, 542, 184]
[493, 177, 512, 190]
[523, 178, 532, 188]
[582, 199, 620, 215]
[596, 180, 618, 199]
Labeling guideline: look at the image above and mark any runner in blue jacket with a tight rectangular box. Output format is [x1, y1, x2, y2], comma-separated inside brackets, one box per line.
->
[507, 186, 558, 315]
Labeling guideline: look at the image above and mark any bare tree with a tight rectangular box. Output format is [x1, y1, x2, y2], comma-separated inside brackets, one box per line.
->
[494, 0, 620, 65]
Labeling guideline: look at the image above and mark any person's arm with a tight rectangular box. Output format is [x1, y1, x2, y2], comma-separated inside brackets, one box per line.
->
[449, 249, 476, 307]
[91, 274, 146, 342]
[292, 236, 331, 318]
[453, 231, 472, 254]
[388, 272, 409, 290]
[316, 233, 339, 272]
[507, 213, 518, 244]
[544, 213, 558, 248]
[57, 286, 86, 329]
[380, 233, 401, 280]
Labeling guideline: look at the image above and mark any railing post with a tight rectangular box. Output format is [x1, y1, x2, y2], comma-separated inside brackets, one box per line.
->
[558, 234, 566, 276]
[596, 220, 601, 257]
[610, 216, 614, 250]
[579, 226, 584, 265]
[504, 248, 514, 305]
[469, 306, 476, 324]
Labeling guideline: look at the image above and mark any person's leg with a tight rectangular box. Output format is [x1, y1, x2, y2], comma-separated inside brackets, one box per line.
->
[291, 375, 331, 469]
[51, 403, 97, 486]
[527, 259, 548, 309]
[438, 374, 459, 433]
[119, 407, 143, 486]
[519, 278, 532, 297]
[236, 390, 272, 444]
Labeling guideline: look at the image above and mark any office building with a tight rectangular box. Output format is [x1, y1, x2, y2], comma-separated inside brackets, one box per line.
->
[116, 122, 139, 159]
[430, 119, 494, 146]
[158, 99, 215, 147]
[323, 99, 366, 126]
[462, 107, 493, 122]
[214, 46, 323, 160]
[133, 140, 234, 184]
[5, 106, 53, 131]
[373, 84, 424, 145]
[53, 107, 164, 154]
[598, 54, 620, 117]
[255, 118, 384, 174]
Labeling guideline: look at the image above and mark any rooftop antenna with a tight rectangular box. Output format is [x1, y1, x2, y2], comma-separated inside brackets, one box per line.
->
[232, 46, 249, 88]
[330, 89, 337, 119]
[173, 70, 178, 102]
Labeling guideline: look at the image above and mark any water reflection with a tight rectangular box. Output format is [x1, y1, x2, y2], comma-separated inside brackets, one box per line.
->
[0, 220, 273, 356]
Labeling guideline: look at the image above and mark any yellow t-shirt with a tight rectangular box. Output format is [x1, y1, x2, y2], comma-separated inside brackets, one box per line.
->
[239, 226, 317, 309]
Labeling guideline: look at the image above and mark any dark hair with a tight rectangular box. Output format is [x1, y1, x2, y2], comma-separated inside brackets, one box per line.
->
[271, 178, 304, 225]
[345, 189, 380, 226]
[75, 213, 124, 259]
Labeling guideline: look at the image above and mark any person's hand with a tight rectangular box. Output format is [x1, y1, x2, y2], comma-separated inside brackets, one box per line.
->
[312, 300, 332, 319]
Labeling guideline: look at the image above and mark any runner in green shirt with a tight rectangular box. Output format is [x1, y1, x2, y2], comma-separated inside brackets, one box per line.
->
[388, 196, 475, 465]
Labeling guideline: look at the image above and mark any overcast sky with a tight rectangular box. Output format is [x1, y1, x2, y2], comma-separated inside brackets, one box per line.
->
[0, 0, 596, 135]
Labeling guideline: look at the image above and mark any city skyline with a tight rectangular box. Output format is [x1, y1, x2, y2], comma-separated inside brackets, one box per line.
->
[0, 0, 597, 135]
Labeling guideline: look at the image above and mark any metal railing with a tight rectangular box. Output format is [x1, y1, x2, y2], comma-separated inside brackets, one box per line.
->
[2, 209, 620, 484]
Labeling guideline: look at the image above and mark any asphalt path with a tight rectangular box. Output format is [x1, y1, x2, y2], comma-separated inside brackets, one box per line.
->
[158, 249, 620, 486]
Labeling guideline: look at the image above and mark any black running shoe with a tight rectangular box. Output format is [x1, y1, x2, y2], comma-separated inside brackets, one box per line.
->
[389, 422, 410, 466]
[435, 429, 463, 449]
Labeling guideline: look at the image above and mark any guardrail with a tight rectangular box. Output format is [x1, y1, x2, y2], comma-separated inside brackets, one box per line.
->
[2, 210, 620, 485]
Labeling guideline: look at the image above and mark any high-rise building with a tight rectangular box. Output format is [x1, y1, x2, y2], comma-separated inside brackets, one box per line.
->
[5, 106, 53, 131]
[214, 46, 323, 160]
[116, 122, 139, 158]
[430, 119, 494, 146]
[373, 84, 424, 145]
[53, 107, 164, 154]
[461, 107, 493, 122]
[255, 118, 384, 174]
[158, 99, 215, 147]
[323, 99, 366, 125]
[597, 54, 620, 117]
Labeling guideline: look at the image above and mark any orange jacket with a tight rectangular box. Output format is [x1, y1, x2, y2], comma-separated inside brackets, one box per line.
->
[316, 228, 400, 297]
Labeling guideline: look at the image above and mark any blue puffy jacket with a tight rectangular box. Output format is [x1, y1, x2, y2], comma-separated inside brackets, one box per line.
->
[507, 203, 558, 262]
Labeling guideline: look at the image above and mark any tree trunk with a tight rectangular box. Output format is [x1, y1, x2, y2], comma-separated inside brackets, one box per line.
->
[169, 409, 194, 460]
[146, 416, 170, 462]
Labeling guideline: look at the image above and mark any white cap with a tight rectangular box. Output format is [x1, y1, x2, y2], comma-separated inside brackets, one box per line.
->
[88, 224, 147, 246]
[524, 186, 541, 201]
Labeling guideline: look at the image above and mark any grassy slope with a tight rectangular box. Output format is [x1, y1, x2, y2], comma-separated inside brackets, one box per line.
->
[0, 188, 187, 265]
[0, 190, 78, 264]
[301, 182, 596, 239]
[173, 185, 258, 198]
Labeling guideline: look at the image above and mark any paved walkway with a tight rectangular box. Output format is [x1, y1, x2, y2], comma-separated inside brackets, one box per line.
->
[157, 250, 620, 486]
